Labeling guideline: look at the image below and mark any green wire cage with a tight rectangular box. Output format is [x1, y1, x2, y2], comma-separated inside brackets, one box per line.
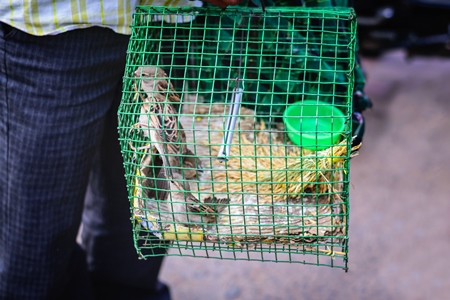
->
[118, 5, 358, 269]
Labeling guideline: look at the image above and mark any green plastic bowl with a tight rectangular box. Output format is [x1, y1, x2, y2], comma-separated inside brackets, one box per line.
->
[283, 100, 345, 151]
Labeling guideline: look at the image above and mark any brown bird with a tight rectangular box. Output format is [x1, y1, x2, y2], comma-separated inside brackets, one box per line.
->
[166, 171, 229, 225]
[145, 92, 202, 179]
[133, 66, 202, 179]
[137, 162, 227, 226]
[134, 66, 181, 111]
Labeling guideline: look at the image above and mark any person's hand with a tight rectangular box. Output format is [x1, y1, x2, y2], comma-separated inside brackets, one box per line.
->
[203, 0, 243, 9]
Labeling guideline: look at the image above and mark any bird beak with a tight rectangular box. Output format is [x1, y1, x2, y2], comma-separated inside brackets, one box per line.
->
[134, 70, 140, 77]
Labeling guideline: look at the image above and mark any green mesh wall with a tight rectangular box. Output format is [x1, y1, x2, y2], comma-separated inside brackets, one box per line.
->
[118, 6, 357, 270]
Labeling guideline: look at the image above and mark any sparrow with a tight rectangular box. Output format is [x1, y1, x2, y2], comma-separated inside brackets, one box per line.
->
[139, 150, 166, 202]
[134, 66, 181, 112]
[137, 161, 228, 226]
[145, 92, 202, 179]
[166, 171, 229, 225]
[132, 151, 171, 223]
[133, 66, 202, 179]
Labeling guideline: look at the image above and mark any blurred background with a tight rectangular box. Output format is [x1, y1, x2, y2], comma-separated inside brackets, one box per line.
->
[158, 1, 450, 299]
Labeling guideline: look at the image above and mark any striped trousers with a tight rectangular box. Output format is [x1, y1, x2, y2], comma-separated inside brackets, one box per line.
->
[0, 23, 169, 300]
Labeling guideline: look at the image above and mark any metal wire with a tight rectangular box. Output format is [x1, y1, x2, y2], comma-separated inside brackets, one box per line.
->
[118, 6, 357, 269]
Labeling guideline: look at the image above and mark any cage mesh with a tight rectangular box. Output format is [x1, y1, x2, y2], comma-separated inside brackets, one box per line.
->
[118, 6, 357, 269]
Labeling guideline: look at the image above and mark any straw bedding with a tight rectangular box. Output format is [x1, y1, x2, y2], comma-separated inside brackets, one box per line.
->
[131, 102, 358, 248]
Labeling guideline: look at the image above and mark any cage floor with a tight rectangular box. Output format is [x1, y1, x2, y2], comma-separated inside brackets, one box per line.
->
[131, 100, 348, 251]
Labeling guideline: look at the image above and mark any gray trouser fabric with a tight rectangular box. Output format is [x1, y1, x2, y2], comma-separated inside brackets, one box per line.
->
[0, 23, 168, 300]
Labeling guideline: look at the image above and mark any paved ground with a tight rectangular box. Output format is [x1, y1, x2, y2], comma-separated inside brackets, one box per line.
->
[158, 50, 450, 300]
